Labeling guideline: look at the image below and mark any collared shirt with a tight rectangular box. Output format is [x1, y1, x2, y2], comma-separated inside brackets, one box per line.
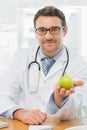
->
[39, 46, 64, 75]
[39, 46, 64, 63]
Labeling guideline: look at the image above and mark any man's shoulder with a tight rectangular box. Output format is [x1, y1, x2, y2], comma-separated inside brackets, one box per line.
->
[9, 44, 39, 68]
[69, 53, 87, 71]
[13, 44, 39, 59]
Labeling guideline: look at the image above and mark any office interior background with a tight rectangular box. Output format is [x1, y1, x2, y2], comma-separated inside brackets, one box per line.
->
[0, 0, 87, 74]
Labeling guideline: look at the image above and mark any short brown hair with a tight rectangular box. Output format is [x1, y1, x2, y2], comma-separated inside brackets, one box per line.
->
[33, 6, 66, 28]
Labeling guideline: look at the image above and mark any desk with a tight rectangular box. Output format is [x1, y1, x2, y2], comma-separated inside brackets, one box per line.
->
[0, 118, 87, 130]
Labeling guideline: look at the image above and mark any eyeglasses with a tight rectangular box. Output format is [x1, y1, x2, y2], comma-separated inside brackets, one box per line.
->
[35, 26, 64, 35]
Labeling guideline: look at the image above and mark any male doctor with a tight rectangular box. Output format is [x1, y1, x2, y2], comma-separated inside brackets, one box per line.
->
[0, 6, 87, 125]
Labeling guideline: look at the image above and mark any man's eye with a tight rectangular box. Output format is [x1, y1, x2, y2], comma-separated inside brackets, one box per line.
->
[39, 29, 45, 32]
[51, 28, 59, 31]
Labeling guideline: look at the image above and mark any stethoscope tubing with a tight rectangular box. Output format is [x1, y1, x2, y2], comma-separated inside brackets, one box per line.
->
[28, 47, 41, 71]
[61, 45, 69, 76]
[28, 45, 69, 76]
[27, 45, 69, 93]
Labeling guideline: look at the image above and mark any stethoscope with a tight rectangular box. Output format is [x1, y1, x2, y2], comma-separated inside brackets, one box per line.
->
[27, 45, 69, 93]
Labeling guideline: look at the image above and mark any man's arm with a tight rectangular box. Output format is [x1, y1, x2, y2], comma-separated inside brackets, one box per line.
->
[46, 81, 83, 120]
[0, 107, 22, 119]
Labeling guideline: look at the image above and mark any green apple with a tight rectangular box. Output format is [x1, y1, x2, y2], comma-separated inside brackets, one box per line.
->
[58, 75, 73, 90]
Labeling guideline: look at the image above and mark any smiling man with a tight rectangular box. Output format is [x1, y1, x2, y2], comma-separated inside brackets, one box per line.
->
[0, 6, 87, 125]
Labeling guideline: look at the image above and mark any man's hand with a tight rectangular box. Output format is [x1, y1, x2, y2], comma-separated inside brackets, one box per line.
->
[54, 80, 84, 108]
[13, 109, 47, 125]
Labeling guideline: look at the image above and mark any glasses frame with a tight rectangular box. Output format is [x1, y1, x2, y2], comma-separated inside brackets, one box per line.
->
[35, 26, 64, 35]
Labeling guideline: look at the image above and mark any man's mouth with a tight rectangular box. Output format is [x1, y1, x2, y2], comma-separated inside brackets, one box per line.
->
[45, 40, 55, 44]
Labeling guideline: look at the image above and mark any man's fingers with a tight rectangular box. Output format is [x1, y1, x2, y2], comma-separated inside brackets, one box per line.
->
[21, 109, 47, 125]
[74, 80, 84, 86]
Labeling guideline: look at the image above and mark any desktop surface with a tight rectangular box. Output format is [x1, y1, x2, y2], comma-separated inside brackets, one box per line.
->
[0, 117, 87, 130]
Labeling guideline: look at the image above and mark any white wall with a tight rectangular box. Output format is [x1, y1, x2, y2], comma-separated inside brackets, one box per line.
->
[0, 1, 87, 74]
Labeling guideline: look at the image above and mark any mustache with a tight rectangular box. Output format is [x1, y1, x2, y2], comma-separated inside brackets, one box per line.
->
[45, 39, 55, 42]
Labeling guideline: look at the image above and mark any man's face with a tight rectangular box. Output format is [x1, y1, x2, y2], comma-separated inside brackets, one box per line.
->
[35, 16, 68, 57]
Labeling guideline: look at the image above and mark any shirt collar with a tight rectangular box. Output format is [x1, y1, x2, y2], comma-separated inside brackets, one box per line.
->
[39, 45, 64, 61]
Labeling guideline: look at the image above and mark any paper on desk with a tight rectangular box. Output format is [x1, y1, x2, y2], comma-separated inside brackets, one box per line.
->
[64, 125, 87, 130]
[0, 121, 9, 128]
[29, 125, 53, 130]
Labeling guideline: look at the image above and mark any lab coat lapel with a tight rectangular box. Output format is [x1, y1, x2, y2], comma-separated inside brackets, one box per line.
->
[45, 48, 67, 79]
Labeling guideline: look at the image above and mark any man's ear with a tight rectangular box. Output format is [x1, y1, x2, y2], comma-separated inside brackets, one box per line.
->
[63, 26, 68, 36]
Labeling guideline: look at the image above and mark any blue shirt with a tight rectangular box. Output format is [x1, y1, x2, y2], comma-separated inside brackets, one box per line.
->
[39, 46, 64, 64]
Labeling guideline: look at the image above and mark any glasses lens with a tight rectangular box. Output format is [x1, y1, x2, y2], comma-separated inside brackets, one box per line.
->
[36, 28, 46, 35]
[50, 27, 61, 34]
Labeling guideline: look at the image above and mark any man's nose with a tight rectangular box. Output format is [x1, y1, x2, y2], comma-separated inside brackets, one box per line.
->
[45, 30, 53, 38]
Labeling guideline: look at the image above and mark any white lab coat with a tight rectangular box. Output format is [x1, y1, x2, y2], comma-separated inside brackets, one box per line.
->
[0, 44, 87, 120]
